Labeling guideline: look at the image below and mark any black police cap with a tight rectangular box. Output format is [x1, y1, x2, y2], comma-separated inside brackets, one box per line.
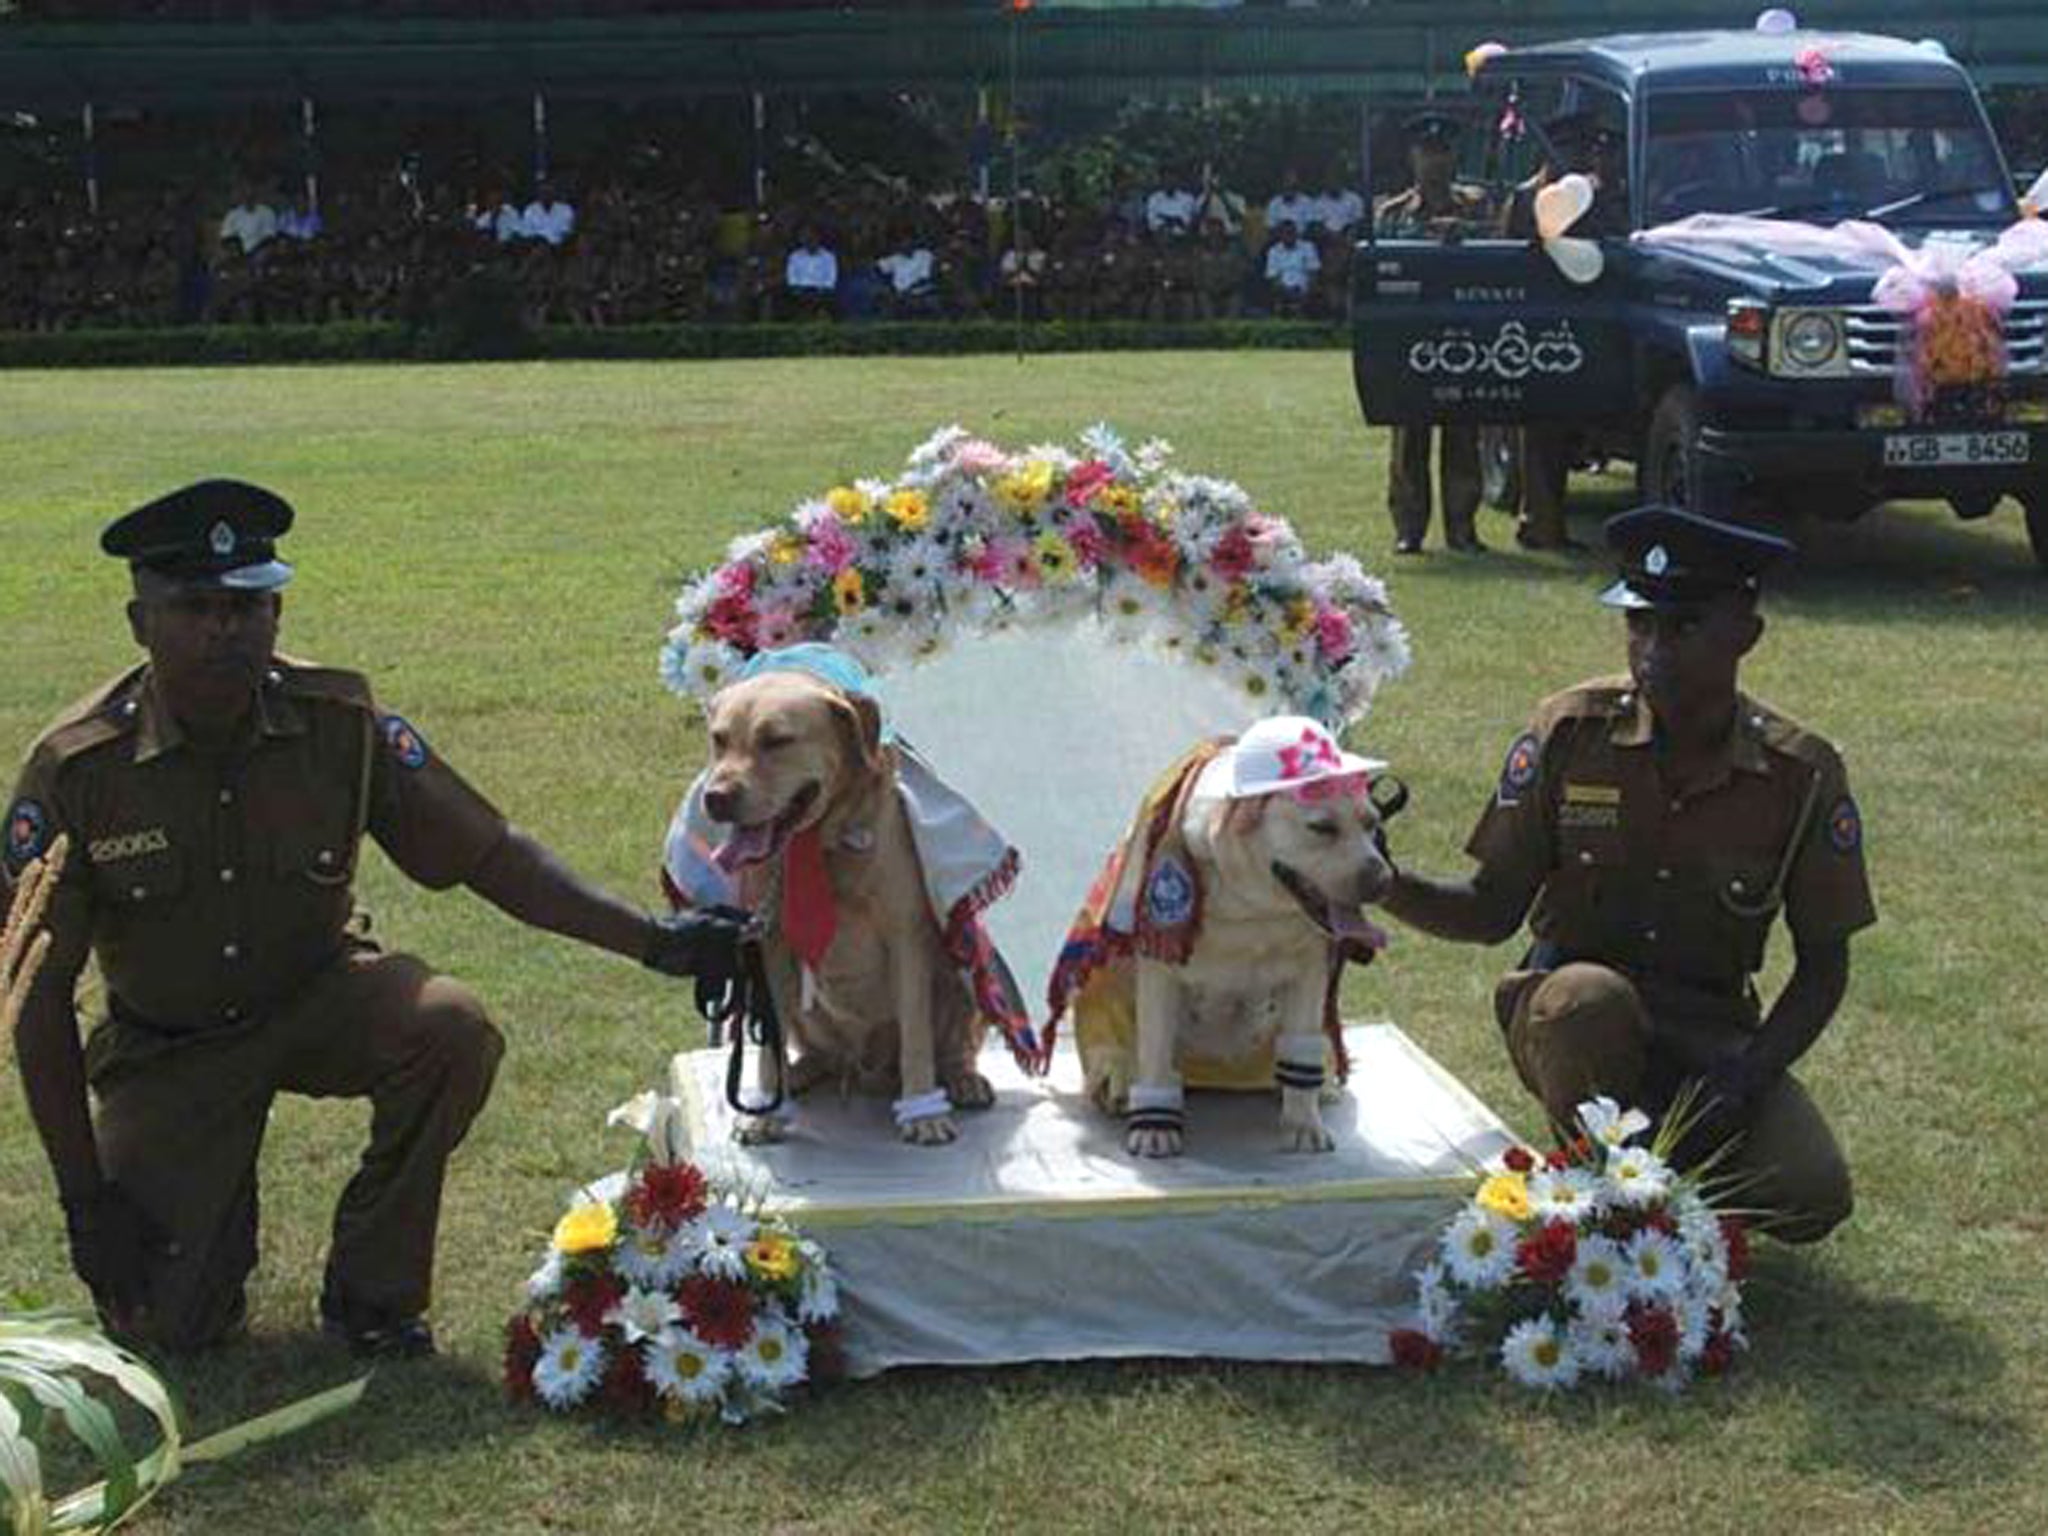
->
[1402, 110, 1463, 147]
[1599, 504, 1795, 611]
[1544, 110, 1623, 150]
[101, 479, 295, 591]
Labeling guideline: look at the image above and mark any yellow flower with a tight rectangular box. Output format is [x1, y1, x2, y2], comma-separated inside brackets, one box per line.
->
[993, 463, 1054, 518]
[1097, 486, 1142, 519]
[1221, 584, 1252, 623]
[1033, 531, 1078, 584]
[1476, 1171, 1531, 1223]
[551, 1201, 618, 1256]
[1280, 597, 1316, 643]
[745, 1234, 801, 1284]
[769, 532, 805, 566]
[832, 567, 867, 616]
[826, 485, 870, 524]
[885, 488, 931, 531]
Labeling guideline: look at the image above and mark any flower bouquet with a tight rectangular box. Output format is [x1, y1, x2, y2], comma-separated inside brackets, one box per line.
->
[661, 424, 1410, 731]
[1391, 1097, 1751, 1391]
[505, 1153, 841, 1426]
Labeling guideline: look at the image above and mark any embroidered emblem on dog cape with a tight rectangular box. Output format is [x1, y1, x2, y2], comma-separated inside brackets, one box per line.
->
[1143, 856, 1196, 929]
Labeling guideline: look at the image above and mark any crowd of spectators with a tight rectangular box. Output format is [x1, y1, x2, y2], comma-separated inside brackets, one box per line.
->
[0, 150, 1373, 333]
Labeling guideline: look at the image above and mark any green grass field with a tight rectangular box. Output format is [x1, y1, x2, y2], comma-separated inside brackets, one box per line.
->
[2, 356, 2045, 1535]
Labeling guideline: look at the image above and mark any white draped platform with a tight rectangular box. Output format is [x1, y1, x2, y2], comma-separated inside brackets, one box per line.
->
[671, 1024, 1515, 1378]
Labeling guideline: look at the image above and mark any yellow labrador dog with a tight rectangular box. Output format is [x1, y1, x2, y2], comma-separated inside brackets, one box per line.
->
[699, 667, 994, 1145]
[1069, 717, 1393, 1158]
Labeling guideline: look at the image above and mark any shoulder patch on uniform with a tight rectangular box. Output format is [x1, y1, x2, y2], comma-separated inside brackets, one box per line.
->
[381, 714, 431, 771]
[1826, 796, 1862, 855]
[1497, 732, 1541, 805]
[5, 797, 50, 875]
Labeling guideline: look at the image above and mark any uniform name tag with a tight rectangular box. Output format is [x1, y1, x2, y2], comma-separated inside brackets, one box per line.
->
[1563, 783, 1622, 806]
[88, 828, 171, 863]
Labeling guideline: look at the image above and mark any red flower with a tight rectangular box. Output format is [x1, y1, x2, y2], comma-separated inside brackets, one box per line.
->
[1720, 1215, 1751, 1281]
[1388, 1328, 1445, 1372]
[716, 562, 757, 597]
[563, 1272, 624, 1337]
[1502, 1146, 1536, 1174]
[1647, 1209, 1679, 1237]
[679, 1274, 757, 1351]
[1700, 1328, 1739, 1378]
[1544, 1147, 1573, 1171]
[1209, 526, 1256, 582]
[626, 1162, 709, 1234]
[705, 592, 758, 648]
[503, 1313, 541, 1402]
[1063, 460, 1114, 508]
[1065, 521, 1109, 568]
[600, 1342, 655, 1416]
[1627, 1303, 1680, 1377]
[1516, 1219, 1578, 1286]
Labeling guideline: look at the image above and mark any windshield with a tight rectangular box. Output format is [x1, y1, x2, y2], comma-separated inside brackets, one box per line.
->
[1643, 87, 2013, 227]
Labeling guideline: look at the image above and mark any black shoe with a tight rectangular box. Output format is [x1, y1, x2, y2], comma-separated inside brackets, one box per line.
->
[1448, 535, 1489, 555]
[319, 1291, 436, 1360]
[1393, 537, 1425, 556]
[1514, 525, 1587, 552]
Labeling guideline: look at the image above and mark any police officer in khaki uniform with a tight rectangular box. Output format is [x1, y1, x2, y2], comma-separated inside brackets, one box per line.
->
[1376, 111, 1492, 555]
[1383, 506, 1873, 1242]
[4, 480, 746, 1356]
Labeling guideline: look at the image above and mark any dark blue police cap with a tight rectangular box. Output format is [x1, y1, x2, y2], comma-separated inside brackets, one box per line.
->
[101, 479, 294, 591]
[1599, 504, 1795, 611]
[1402, 111, 1464, 146]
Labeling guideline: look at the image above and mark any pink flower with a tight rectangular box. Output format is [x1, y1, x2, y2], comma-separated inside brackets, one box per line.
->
[1210, 526, 1257, 582]
[955, 439, 1010, 475]
[716, 562, 756, 597]
[1063, 460, 1116, 509]
[958, 536, 1005, 582]
[1313, 604, 1355, 662]
[1065, 521, 1109, 569]
[1795, 46, 1835, 87]
[993, 537, 1040, 590]
[705, 593, 757, 648]
[803, 519, 858, 574]
[755, 606, 804, 650]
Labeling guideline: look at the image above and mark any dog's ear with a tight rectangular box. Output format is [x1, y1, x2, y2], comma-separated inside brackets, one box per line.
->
[1219, 793, 1268, 839]
[829, 690, 886, 778]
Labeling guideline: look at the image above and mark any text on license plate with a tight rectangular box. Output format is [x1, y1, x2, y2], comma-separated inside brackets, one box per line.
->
[1882, 431, 2031, 467]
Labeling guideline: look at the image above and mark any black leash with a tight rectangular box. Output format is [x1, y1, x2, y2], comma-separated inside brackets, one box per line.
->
[694, 931, 788, 1116]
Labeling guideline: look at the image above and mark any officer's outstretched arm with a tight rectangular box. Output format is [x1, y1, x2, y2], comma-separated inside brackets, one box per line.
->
[463, 826, 659, 963]
[1748, 932, 1850, 1084]
[1382, 862, 1536, 946]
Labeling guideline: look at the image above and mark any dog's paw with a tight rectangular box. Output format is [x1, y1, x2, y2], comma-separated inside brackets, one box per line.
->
[734, 1114, 788, 1146]
[1125, 1124, 1186, 1159]
[1280, 1118, 1336, 1154]
[946, 1070, 996, 1111]
[900, 1112, 961, 1146]
[1318, 1079, 1345, 1105]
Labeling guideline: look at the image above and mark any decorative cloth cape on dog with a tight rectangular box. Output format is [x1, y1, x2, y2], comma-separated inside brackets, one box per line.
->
[1045, 737, 1353, 1091]
[662, 647, 1040, 1071]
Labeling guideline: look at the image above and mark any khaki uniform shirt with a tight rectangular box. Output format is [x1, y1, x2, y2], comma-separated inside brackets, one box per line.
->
[4, 659, 507, 1032]
[1467, 676, 1876, 1025]
[1372, 183, 1491, 240]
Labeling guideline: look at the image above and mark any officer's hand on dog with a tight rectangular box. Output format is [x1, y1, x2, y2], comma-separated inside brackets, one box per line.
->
[642, 905, 751, 981]
[62, 1183, 173, 1321]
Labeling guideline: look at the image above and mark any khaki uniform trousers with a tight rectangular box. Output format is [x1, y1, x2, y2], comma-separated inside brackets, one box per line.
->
[1388, 425, 1481, 546]
[85, 943, 503, 1349]
[1495, 962, 1851, 1244]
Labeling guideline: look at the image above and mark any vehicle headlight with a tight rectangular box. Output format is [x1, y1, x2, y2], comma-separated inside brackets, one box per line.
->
[1777, 309, 1845, 373]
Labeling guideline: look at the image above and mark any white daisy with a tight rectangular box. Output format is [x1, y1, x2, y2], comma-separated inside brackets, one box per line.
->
[835, 606, 894, 666]
[532, 1326, 607, 1410]
[1603, 1143, 1673, 1208]
[1415, 1262, 1460, 1344]
[1564, 1234, 1630, 1319]
[1078, 421, 1134, 475]
[1133, 436, 1174, 475]
[885, 536, 949, 602]
[794, 1256, 841, 1325]
[1441, 1207, 1518, 1289]
[1528, 1166, 1601, 1223]
[524, 1251, 564, 1303]
[614, 1222, 691, 1290]
[1624, 1229, 1687, 1300]
[1500, 1315, 1580, 1390]
[690, 1205, 756, 1282]
[605, 1285, 683, 1345]
[1676, 1293, 1715, 1362]
[723, 529, 778, 566]
[666, 637, 744, 701]
[1579, 1095, 1653, 1148]
[642, 1326, 732, 1407]
[735, 1310, 809, 1392]
[1568, 1313, 1635, 1381]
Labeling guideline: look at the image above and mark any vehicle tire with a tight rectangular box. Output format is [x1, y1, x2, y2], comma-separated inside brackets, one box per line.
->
[2025, 496, 2048, 574]
[1479, 426, 1521, 512]
[1638, 384, 1701, 510]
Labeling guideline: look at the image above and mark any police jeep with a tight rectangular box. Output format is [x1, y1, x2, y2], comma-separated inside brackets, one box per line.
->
[1352, 27, 2048, 570]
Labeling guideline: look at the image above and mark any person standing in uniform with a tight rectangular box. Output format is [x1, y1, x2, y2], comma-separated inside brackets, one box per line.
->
[1381, 506, 1871, 1242]
[3, 480, 747, 1357]
[1500, 111, 1630, 551]
[1375, 111, 1493, 556]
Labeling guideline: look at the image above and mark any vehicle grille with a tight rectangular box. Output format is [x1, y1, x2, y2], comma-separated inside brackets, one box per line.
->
[1844, 299, 2048, 376]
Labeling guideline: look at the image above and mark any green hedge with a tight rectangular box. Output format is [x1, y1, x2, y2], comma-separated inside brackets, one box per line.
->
[0, 319, 1347, 369]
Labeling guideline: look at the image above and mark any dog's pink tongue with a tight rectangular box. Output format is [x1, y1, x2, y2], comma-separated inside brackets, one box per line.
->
[1328, 906, 1390, 951]
[713, 822, 775, 874]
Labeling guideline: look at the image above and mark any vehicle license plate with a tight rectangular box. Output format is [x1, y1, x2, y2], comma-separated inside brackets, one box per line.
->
[1881, 431, 2031, 468]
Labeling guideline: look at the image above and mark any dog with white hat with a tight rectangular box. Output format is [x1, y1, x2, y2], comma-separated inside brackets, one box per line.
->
[1046, 716, 1399, 1156]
